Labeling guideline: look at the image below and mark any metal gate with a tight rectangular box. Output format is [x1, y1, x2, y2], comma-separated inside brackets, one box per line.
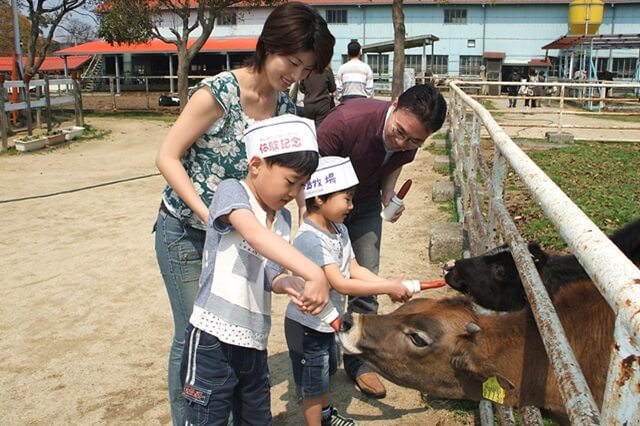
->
[447, 81, 640, 425]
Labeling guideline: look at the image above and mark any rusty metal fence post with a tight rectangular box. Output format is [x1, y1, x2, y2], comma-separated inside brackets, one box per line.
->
[448, 80, 640, 425]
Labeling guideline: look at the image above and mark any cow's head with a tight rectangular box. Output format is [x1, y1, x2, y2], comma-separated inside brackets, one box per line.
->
[339, 297, 515, 402]
[443, 242, 548, 311]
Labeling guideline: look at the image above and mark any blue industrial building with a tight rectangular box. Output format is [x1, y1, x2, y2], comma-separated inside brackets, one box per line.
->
[57, 0, 640, 91]
[302, 0, 639, 80]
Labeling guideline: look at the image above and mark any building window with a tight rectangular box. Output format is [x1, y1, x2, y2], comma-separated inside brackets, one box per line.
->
[594, 57, 638, 79]
[459, 55, 483, 75]
[341, 54, 350, 64]
[404, 55, 423, 74]
[612, 58, 637, 79]
[444, 9, 467, 24]
[217, 11, 237, 26]
[467, 39, 476, 48]
[425, 55, 449, 75]
[367, 55, 389, 75]
[326, 9, 347, 24]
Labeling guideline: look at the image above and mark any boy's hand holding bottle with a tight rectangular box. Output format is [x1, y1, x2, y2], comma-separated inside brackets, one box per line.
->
[300, 270, 330, 315]
[273, 275, 306, 310]
[383, 275, 414, 303]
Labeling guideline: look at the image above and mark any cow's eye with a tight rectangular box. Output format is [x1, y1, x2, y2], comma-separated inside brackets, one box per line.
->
[407, 333, 430, 347]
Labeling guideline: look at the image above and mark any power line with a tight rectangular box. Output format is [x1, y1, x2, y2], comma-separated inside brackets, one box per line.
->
[0, 172, 161, 204]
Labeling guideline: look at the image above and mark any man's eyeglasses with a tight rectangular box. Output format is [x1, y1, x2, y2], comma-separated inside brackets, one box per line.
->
[391, 123, 425, 148]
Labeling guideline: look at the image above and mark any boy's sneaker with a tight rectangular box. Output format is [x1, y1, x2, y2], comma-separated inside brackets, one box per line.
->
[322, 407, 357, 426]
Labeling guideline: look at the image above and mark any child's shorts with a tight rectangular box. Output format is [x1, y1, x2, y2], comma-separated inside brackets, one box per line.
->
[181, 325, 272, 425]
[284, 317, 338, 398]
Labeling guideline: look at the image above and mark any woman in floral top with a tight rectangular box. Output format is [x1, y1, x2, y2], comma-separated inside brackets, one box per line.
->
[153, 3, 335, 424]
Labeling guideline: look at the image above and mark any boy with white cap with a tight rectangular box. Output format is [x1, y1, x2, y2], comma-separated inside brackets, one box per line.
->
[284, 156, 413, 426]
[181, 114, 330, 425]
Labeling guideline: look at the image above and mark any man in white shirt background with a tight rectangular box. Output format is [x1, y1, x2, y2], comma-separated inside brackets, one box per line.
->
[335, 40, 374, 102]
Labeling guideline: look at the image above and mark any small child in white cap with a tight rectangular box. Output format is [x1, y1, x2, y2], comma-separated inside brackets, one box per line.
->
[182, 114, 330, 424]
[283, 156, 413, 426]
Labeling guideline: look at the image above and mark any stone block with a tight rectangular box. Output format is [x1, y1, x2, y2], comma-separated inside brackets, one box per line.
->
[429, 221, 463, 263]
[433, 155, 451, 174]
[434, 138, 448, 150]
[545, 131, 574, 144]
[432, 180, 455, 203]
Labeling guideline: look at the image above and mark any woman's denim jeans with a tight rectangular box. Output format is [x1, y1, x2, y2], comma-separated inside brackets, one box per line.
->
[343, 194, 382, 380]
[155, 209, 205, 426]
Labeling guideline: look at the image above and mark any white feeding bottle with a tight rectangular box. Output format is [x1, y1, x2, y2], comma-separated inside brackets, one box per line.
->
[381, 179, 412, 221]
[401, 279, 447, 293]
[316, 301, 341, 332]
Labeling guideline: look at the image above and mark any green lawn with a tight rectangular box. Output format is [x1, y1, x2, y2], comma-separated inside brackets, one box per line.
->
[507, 141, 640, 250]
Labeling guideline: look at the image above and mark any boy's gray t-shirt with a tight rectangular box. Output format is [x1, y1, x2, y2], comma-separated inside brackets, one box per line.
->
[190, 179, 290, 350]
[285, 219, 353, 333]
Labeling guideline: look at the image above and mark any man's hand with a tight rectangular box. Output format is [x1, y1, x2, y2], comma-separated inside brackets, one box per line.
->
[381, 190, 405, 223]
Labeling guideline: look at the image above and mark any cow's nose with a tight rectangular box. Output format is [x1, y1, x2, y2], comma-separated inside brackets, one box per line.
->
[341, 312, 353, 332]
[443, 259, 456, 273]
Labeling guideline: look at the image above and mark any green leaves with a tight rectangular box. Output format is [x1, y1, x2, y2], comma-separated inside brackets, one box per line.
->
[97, 0, 155, 45]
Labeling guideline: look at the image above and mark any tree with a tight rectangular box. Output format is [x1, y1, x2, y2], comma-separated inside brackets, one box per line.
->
[58, 17, 96, 46]
[98, 0, 278, 109]
[21, 0, 95, 76]
[391, 0, 405, 99]
[0, 1, 31, 54]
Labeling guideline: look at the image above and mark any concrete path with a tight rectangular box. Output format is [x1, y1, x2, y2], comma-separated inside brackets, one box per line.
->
[485, 97, 640, 142]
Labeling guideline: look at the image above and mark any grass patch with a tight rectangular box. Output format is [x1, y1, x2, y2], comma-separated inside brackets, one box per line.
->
[507, 141, 640, 250]
[439, 198, 459, 222]
[582, 111, 640, 124]
[79, 123, 110, 140]
[86, 111, 177, 123]
[425, 144, 447, 156]
[483, 100, 504, 117]
[0, 146, 20, 156]
[0, 123, 110, 156]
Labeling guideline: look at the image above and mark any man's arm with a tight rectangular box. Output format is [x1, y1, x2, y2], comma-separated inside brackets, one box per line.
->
[316, 108, 346, 157]
[381, 166, 403, 204]
[380, 167, 404, 222]
[335, 66, 344, 99]
[365, 65, 374, 98]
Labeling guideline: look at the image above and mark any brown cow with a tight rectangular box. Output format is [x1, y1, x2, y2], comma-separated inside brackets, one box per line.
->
[339, 279, 614, 423]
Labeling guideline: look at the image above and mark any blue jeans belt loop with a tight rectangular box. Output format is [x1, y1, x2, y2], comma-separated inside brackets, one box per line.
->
[160, 201, 178, 219]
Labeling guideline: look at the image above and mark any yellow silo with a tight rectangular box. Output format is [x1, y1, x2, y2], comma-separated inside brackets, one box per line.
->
[568, 0, 604, 35]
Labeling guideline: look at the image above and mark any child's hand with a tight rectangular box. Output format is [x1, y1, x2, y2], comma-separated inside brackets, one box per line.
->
[277, 276, 306, 310]
[386, 276, 412, 303]
[300, 272, 330, 315]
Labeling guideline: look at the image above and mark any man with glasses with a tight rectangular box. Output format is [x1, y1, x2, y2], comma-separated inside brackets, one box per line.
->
[316, 84, 447, 399]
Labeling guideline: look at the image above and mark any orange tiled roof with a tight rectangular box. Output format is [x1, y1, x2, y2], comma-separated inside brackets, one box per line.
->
[0, 55, 92, 72]
[55, 38, 258, 55]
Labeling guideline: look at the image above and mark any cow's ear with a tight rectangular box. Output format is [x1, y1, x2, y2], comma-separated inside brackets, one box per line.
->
[460, 358, 516, 393]
[449, 342, 514, 390]
[465, 322, 481, 336]
[528, 242, 549, 266]
[495, 374, 516, 390]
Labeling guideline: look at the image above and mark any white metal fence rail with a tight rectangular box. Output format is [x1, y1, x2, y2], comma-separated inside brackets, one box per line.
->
[448, 80, 640, 425]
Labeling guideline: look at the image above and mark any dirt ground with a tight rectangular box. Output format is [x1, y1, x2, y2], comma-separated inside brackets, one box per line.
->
[0, 116, 470, 425]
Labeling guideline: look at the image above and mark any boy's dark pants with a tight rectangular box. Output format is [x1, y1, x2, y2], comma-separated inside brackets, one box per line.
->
[181, 325, 272, 426]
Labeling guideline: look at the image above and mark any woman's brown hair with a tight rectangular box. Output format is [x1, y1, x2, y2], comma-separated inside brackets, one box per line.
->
[246, 2, 335, 74]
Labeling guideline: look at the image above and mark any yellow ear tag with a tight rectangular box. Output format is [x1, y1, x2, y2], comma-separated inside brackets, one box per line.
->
[482, 376, 506, 404]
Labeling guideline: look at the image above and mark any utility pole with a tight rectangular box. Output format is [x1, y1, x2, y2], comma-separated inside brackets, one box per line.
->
[12, 0, 24, 77]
